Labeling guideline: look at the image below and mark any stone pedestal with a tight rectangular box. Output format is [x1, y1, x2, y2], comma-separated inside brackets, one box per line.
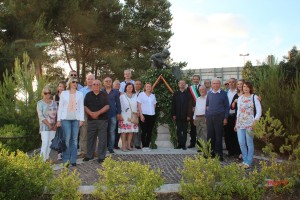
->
[156, 124, 173, 148]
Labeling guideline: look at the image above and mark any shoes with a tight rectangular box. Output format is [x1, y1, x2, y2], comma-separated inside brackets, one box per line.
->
[83, 157, 92, 162]
[108, 149, 115, 154]
[127, 148, 132, 151]
[240, 163, 250, 169]
[98, 159, 104, 163]
[78, 153, 86, 158]
[197, 149, 202, 153]
[71, 163, 77, 167]
[114, 146, 120, 149]
[121, 148, 128, 152]
[175, 145, 181, 149]
[135, 146, 141, 149]
[237, 154, 243, 161]
[182, 146, 187, 150]
[142, 147, 151, 152]
[188, 144, 195, 148]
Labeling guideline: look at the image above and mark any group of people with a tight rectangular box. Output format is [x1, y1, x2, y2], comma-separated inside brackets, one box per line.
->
[37, 69, 157, 166]
[37, 69, 262, 169]
[172, 75, 262, 168]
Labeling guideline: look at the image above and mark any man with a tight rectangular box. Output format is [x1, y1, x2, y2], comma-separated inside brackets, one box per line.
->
[133, 80, 143, 149]
[187, 74, 201, 148]
[193, 86, 207, 151]
[172, 80, 191, 150]
[83, 80, 109, 163]
[205, 78, 229, 161]
[204, 79, 212, 92]
[113, 79, 122, 149]
[224, 81, 230, 92]
[66, 70, 83, 90]
[119, 69, 135, 93]
[78, 73, 95, 157]
[102, 77, 121, 154]
[224, 78, 241, 157]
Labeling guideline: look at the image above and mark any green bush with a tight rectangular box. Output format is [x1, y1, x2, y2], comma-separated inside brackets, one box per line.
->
[179, 154, 264, 200]
[48, 167, 82, 200]
[0, 148, 53, 200]
[93, 157, 164, 200]
[0, 124, 28, 152]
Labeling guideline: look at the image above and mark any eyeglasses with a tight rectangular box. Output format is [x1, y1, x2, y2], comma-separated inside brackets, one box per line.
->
[70, 74, 77, 77]
[225, 83, 229, 85]
[93, 83, 100, 86]
[44, 92, 51, 95]
[72, 81, 78, 84]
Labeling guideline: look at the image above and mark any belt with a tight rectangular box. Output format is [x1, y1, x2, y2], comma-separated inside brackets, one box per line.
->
[196, 115, 205, 117]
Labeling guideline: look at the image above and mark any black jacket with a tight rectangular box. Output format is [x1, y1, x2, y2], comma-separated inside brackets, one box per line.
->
[171, 90, 192, 121]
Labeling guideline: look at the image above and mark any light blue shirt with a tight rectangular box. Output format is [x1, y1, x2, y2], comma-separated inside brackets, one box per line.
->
[80, 86, 92, 98]
[119, 80, 135, 93]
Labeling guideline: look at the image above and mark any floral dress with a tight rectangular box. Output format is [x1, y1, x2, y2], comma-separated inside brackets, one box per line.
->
[118, 93, 139, 133]
[236, 95, 255, 131]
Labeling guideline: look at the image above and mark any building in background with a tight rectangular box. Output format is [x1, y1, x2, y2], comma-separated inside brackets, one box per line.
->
[182, 67, 243, 84]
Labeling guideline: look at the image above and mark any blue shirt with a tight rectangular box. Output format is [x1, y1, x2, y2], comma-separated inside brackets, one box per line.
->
[205, 89, 230, 118]
[102, 88, 121, 118]
[119, 80, 135, 93]
[80, 86, 92, 98]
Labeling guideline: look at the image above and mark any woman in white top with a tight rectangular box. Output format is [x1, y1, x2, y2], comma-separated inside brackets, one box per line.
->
[118, 83, 138, 151]
[37, 86, 58, 161]
[56, 77, 84, 166]
[235, 81, 262, 169]
[137, 83, 157, 151]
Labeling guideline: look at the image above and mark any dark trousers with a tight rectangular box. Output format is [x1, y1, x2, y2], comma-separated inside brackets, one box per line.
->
[189, 115, 197, 146]
[224, 115, 241, 155]
[114, 121, 120, 148]
[86, 120, 108, 160]
[176, 120, 188, 147]
[140, 114, 156, 148]
[206, 113, 224, 157]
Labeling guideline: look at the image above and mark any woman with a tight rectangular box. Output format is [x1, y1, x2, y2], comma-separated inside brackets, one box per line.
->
[230, 79, 245, 160]
[235, 82, 262, 168]
[137, 83, 157, 152]
[53, 81, 65, 160]
[118, 83, 138, 151]
[57, 77, 84, 167]
[53, 81, 66, 106]
[37, 86, 58, 162]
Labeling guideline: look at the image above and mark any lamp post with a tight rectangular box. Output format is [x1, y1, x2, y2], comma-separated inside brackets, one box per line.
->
[239, 53, 249, 66]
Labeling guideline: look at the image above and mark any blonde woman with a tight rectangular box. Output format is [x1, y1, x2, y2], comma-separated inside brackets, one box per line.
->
[57, 77, 84, 167]
[37, 86, 58, 162]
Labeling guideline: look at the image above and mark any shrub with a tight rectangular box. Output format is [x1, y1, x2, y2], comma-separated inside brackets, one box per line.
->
[0, 148, 53, 200]
[93, 157, 164, 200]
[47, 167, 82, 200]
[0, 124, 28, 152]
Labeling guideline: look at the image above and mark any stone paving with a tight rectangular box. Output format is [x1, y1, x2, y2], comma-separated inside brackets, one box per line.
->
[53, 148, 263, 186]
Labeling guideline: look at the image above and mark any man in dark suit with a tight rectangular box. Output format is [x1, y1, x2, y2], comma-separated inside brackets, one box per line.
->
[172, 80, 192, 150]
[187, 74, 201, 148]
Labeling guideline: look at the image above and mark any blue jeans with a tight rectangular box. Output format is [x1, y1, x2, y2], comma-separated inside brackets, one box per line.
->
[61, 120, 79, 164]
[107, 116, 117, 150]
[237, 129, 254, 165]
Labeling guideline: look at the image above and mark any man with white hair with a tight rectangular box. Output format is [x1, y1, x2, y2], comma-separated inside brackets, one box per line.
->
[205, 78, 229, 162]
[78, 73, 95, 157]
[119, 69, 135, 93]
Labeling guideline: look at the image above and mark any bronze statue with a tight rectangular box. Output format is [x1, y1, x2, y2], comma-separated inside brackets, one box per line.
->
[150, 49, 171, 69]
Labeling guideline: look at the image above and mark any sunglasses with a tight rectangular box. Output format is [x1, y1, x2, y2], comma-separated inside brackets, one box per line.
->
[72, 81, 78, 84]
[93, 83, 101, 86]
[44, 92, 51, 95]
[70, 74, 77, 77]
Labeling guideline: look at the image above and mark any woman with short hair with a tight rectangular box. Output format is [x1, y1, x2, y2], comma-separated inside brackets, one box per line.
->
[37, 86, 58, 162]
[57, 77, 84, 167]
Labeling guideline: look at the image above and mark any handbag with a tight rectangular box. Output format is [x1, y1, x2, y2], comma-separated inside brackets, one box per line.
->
[50, 127, 66, 152]
[125, 94, 139, 125]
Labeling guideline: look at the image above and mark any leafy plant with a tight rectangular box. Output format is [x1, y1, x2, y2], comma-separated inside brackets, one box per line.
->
[0, 148, 53, 200]
[93, 157, 164, 200]
[48, 167, 82, 200]
[0, 124, 27, 152]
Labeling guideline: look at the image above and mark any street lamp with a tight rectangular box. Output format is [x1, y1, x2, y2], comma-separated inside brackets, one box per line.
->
[239, 53, 249, 66]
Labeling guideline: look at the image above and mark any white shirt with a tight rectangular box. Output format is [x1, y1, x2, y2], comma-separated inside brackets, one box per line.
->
[137, 92, 157, 115]
[119, 80, 135, 93]
[193, 95, 207, 119]
[227, 89, 237, 114]
[211, 89, 221, 94]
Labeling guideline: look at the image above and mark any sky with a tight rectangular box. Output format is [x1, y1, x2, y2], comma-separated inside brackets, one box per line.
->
[169, 0, 300, 69]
